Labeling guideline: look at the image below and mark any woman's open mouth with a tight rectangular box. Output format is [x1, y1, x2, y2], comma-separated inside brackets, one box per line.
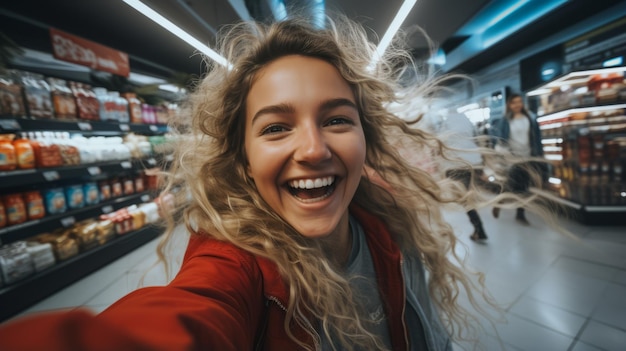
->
[287, 176, 336, 203]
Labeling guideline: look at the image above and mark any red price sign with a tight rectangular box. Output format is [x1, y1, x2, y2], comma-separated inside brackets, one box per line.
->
[50, 28, 130, 77]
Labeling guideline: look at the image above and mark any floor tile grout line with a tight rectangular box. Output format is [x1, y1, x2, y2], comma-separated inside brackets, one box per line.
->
[502, 254, 560, 314]
[522, 295, 589, 319]
[506, 310, 580, 340]
[558, 253, 626, 273]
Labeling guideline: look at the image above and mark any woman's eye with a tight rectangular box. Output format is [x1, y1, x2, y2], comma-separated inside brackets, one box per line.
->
[326, 117, 353, 126]
[261, 124, 287, 135]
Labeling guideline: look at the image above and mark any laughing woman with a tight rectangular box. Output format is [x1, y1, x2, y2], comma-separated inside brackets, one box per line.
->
[0, 16, 497, 351]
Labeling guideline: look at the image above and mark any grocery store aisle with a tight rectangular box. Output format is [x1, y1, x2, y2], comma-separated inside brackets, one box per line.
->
[10, 208, 626, 351]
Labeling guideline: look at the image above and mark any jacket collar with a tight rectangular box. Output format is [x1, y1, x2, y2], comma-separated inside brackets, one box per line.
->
[255, 204, 408, 350]
[254, 204, 400, 300]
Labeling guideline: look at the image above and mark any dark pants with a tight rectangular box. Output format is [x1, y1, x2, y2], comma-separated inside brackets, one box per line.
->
[446, 168, 485, 232]
[508, 161, 548, 194]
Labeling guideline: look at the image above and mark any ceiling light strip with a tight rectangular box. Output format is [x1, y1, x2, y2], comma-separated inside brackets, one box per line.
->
[370, 0, 418, 67]
[122, 0, 231, 68]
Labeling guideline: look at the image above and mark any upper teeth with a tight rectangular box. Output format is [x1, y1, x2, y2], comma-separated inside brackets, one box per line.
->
[289, 176, 335, 189]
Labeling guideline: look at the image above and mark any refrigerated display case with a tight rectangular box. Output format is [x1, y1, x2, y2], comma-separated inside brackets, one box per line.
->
[526, 66, 626, 221]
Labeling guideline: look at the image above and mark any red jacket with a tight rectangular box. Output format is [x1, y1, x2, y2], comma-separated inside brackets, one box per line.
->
[0, 206, 411, 351]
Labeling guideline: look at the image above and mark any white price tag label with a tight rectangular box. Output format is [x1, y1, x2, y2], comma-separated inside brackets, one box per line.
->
[0, 119, 21, 130]
[149, 125, 158, 132]
[87, 166, 101, 175]
[119, 124, 130, 131]
[120, 161, 132, 169]
[102, 205, 113, 214]
[77, 122, 92, 131]
[42, 171, 60, 181]
[147, 158, 157, 166]
[61, 216, 76, 227]
[141, 194, 151, 202]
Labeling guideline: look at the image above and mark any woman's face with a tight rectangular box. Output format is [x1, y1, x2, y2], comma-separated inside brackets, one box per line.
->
[508, 96, 524, 114]
[244, 55, 366, 239]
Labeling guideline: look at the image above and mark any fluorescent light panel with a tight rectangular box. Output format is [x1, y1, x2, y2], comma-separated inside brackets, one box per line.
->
[122, 0, 231, 68]
[371, 0, 418, 66]
[485, 0, 529, 27]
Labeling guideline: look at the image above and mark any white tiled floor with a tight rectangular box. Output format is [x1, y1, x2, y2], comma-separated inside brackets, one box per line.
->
[9, 207, 626, 350]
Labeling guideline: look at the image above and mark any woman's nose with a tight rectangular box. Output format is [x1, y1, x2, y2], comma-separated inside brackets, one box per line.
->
[293, 127, 332, 164]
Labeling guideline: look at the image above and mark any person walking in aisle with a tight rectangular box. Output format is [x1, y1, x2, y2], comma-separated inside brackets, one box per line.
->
[0, 15, 528, 351]
[439, 112, 488, 241]
[490, 93, 545, 225]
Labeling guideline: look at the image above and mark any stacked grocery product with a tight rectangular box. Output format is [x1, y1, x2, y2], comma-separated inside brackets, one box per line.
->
[535, 72, 626, 116]
[0, 66, 180, 318]
[0, 169, 158, 229]
[0, 69, 180, 124]
[0, 131, 173, 173]
[533, 68, 626, 207]
[0, 200, 161, 287]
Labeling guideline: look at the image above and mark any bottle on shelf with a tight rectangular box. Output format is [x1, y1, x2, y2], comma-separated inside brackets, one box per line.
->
[93, 87, 115, 122]
[123, 92, 143, 124]
[0, 135, 17, 171]
[12, 133, 35, 170]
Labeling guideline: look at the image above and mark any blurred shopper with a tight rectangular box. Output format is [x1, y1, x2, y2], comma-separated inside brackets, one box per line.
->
[439, 113, 488, 241]
[490, 93, 545, 225]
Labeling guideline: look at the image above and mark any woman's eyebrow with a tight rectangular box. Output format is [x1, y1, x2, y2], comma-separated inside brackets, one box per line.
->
[251, 98, 358, 125]
[319, 98, 358, 114]
[252, 103, 295, 125]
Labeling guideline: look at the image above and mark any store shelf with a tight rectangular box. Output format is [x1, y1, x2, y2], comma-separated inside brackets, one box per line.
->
[0, 155, 168, 190]
[0, 116, 169, 135]
[530, 187, 626, 225]
[530, 187, 583, 209]
[0, 192, 153, 245]
[526, 64, 626, 224]
[537, 103, 626, 123]
[0, 224, 162, 322]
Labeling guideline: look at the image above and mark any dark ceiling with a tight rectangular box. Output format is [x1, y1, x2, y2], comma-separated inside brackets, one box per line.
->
[0, 0, 624, 83]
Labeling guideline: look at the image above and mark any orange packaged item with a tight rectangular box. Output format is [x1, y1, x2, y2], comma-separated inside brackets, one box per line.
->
[23, 190, 45, 220]
[12, 135, 35, 169]
[47, 77, 77, 120]
[3, 193, 27, 225]
[110, 178, 123, 197]
[123, 92, 143, 124]
[134, 174, 145, 193]
[0, 200, 6, 228]
[33, 132, 62, 168]
[123, 177, 134, 195]
[144, 168, 159, 190]
[0, 135, 17, 171]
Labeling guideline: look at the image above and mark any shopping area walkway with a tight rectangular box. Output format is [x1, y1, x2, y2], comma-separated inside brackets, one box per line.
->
[10, 207, 626, 351]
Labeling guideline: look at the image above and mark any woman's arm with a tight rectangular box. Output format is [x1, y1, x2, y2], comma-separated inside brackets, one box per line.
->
[0, 236, 265, 351]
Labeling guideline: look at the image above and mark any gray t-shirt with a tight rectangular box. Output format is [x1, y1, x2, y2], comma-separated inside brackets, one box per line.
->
[320, 215, 393, 350]
[320, 215, 430, 350]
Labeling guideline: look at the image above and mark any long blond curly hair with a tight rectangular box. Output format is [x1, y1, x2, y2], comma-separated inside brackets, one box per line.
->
[159, 14, 510, 351]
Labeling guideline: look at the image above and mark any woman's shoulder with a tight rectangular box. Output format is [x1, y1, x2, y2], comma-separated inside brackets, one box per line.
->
[184, 233, 259, 271]
[184, 233, 284, 287]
